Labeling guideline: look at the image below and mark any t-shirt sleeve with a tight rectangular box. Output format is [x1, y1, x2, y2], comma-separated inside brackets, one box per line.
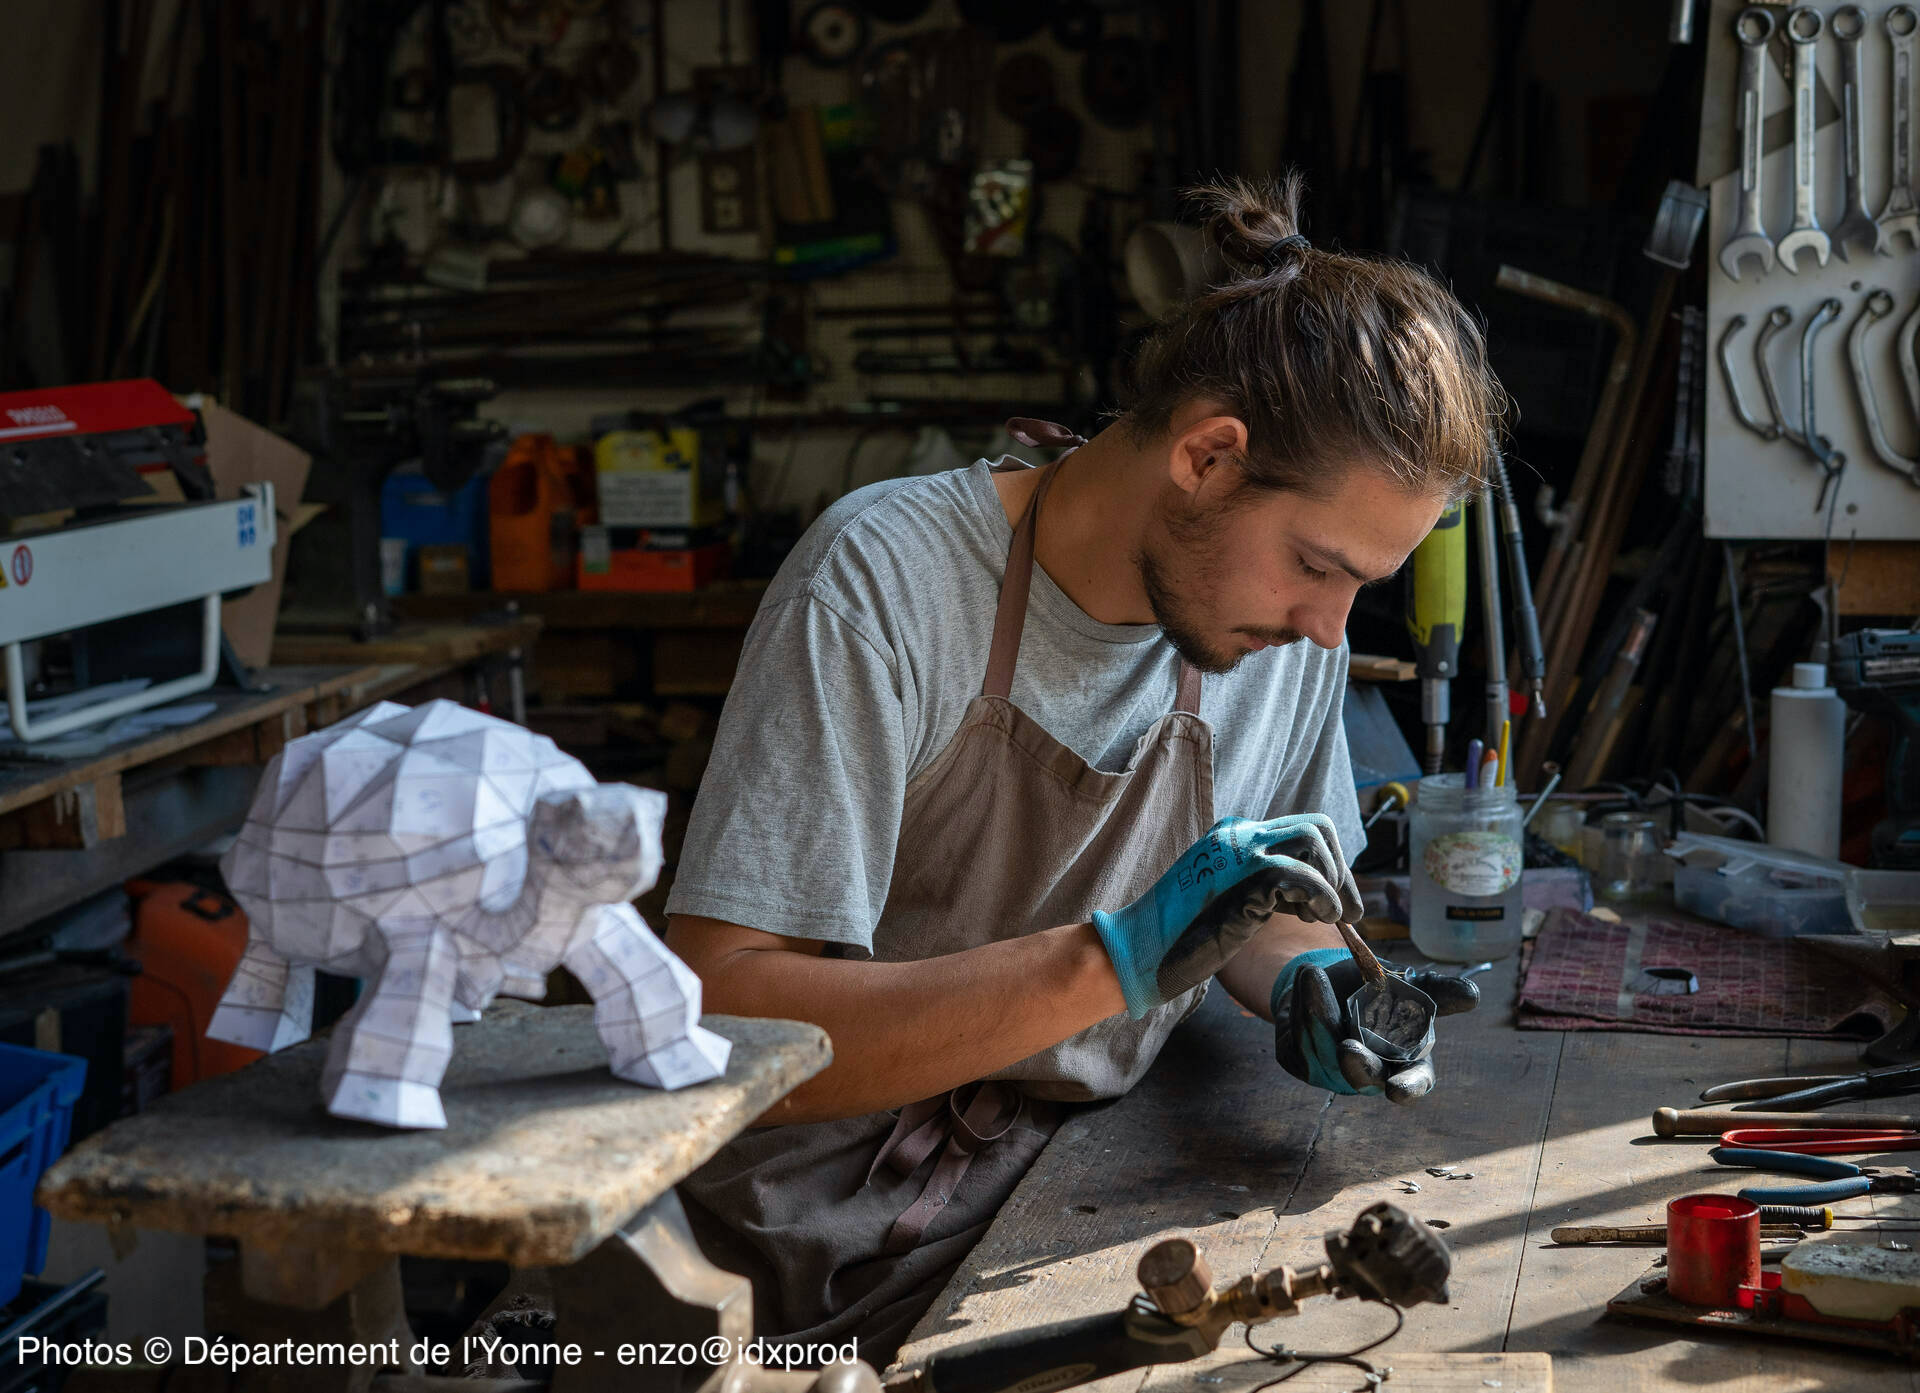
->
[665, 591, 906, 956]
[1262, 646, 1366, 871]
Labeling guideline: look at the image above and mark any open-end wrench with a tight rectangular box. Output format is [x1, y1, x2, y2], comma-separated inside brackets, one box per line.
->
[1779, 7, 1832, 271]
[1878, 6, 1920, 253]
[1722, 7, 1778, 279]
[1800, 297, 1848, 510]
[1844, 290, 1920, 484]
[1718, 314, 1779, 439]
[1832, 7, 1878, 259]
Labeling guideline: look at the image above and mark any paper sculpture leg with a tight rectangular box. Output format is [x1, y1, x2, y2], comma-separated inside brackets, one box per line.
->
[206, 939, 316, 1053]
[564, 903, 730, 1090]
[319, 923, 461, 1129]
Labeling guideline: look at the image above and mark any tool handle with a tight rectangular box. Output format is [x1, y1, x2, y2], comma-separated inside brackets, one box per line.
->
[1709, 1147, 1861, 1180]
[1731, 1077, 1862, 1111]
[917, 1309, 1208, 1393]
[1738, 1176, 1874, 1206]
[1700, 1075, 1849, 1103]
[1720, 1129, 1920, 1154]
[1549, 1223, 1804, 1244]
[1757, 1205, 1836, 1228]
[1335, 920, 1388, 989]
[1654, 1106, 1920, 1136]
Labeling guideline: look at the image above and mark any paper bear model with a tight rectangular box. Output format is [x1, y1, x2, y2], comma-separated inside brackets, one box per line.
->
[206, 699, 730, 1129]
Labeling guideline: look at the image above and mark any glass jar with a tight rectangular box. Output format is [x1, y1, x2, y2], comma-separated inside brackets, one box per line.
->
[1599, 812, 1662, 903]
[1408, 772, 1526, 961]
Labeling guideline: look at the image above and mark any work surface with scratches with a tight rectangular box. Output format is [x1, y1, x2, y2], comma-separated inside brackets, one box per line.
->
[895, 953, 1920, 1392]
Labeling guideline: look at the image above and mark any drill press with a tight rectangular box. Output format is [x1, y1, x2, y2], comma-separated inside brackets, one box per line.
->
[1832, 628, 1920, 870]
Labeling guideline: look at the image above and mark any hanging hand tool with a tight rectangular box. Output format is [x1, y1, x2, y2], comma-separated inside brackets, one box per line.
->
[1719, 1128, 1920, 1154]
[1703, 1060, 1920, 1111]
[1718, 314, 1779, 440]
[1656, 1106, 1920, 1136]
[1488, 450, 1546, 721]
[1845, 291, 1920, 485]
[1711, 1147, 1920, 1205]
[1406, 500, 1467, 773]
[890, 1204, 1450, 1393]
[1721, 7, 1777, 279]
[1879, 7, 1920, 254]
[1778, 8, 1833, 272]
[1473, 485, 1508, 747]
[1832, 7, 1879, 259]
[1799, 298, 1849, 510]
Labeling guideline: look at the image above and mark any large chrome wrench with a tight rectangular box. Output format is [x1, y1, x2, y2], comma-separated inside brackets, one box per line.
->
[1721, 7, 1778, 279]
[1718, 314, 1780, 439]
[1844, 290, 1920, 485]
[1779, 7, 1832, 271]
[1878, 6, 1920, 253]
[1832, 7, 1878, 258]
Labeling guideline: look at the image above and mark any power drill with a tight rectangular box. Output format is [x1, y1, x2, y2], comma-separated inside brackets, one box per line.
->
[1406, 501, 1468, 774]
[1831, 628, 1920, 869]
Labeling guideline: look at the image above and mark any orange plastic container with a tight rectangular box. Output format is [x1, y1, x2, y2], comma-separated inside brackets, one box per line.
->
[123, 880, 263, 1089]
[490, 434, 588, 591]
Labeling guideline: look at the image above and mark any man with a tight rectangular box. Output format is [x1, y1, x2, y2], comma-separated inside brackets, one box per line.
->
[663, 176, 1505, 1368]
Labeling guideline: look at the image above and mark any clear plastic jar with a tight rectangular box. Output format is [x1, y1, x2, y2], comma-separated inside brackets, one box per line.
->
[1408, 772, 1525, 961]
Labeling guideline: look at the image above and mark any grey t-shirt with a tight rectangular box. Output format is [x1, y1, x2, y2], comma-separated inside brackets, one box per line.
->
[667, 460, 1365, 955]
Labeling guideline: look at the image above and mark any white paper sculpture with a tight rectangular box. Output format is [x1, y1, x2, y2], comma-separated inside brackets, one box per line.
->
[207, 699, 730, 1128]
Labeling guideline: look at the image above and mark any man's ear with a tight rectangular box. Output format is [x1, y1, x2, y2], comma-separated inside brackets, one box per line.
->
[1167, 414, 1251, 498]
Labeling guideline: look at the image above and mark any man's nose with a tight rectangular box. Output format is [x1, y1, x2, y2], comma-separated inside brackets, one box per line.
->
[1291, 594, 1355, 651]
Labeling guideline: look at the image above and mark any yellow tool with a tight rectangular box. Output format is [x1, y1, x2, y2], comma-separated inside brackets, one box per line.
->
[1405, 501, 1468, 773]
[1361, 781, 1411, 834]
[1496, 720, 1511, 786]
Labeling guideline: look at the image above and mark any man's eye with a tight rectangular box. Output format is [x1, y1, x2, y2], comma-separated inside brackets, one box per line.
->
[1297, 556, 1328, 581]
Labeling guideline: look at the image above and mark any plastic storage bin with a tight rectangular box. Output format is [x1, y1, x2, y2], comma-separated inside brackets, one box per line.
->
[1668, 832, 1852, 936]
[0, 1042, 86, 1307]
[1846, 869, 1920, 935]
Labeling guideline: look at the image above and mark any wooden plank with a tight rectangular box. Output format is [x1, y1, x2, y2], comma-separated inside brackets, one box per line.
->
[0, 774, 126, 849]
[1161, 1352, 1551, 1391]
[1830, 541, 1920, 616]
[37, 1005, 829, 1268]
[271, 618, 541, 668]
[1504, 1030, 1918, 1392]
[1350, 653, 1417, 682]
[181, 706, 307, 768]
[395, 584, 769, 632]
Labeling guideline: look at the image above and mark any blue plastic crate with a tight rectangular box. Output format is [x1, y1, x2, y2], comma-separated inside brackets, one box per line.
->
[0, 1042, 86, 1309]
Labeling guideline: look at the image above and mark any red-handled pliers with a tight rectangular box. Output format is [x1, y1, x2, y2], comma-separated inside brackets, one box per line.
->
[1719, 1128, 1920, 1155]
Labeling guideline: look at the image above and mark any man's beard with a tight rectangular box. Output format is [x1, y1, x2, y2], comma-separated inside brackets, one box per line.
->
[1137, 493, 1305, 675]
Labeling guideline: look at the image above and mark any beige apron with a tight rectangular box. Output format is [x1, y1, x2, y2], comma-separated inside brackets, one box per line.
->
[679, 425, 1217, 1367]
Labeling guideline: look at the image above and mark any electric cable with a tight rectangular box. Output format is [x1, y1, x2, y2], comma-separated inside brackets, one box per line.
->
[1241, 1298, 1405, 1391]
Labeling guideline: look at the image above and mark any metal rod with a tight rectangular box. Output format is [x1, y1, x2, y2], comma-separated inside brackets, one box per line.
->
[1475, 486, 1508, 748]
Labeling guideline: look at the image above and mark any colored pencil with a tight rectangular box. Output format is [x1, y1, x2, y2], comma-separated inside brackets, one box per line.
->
[1496, 719, 1511, 787]
[1464, 739, 1483, 789]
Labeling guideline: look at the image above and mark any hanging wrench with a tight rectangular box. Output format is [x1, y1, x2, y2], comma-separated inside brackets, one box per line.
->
[1844, 290, 1920, 485]
[1800, 297, 1848, 510]
[1721, 7, 1778, 279]
[1779, 7, 1832, 271]
[1755, 305, 1799, 437]
[1718, 314, 1780, 439]
[1878, 6, 1920, 253]
[1831, 7, 1878, 259]
[1900, 295, 1920, 418]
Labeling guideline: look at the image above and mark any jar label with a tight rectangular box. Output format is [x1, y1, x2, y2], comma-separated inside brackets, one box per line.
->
[1423, 831, 1523, 897]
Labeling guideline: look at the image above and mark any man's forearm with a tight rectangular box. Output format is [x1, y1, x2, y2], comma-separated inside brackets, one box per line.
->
[668, 916, 1126, 1124]
[1214, 910, 1345, 1021]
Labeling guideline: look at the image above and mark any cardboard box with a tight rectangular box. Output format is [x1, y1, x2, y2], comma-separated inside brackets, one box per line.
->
[417, 544, 472, 594]
[196, 400, 317, 671]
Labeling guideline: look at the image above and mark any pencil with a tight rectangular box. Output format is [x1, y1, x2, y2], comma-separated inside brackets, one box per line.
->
[1481, 750, 1499, 789]
[1496, 719, 1511, 787]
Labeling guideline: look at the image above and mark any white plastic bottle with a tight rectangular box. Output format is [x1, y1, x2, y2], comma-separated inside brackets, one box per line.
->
[1767, 662, 1847, 860]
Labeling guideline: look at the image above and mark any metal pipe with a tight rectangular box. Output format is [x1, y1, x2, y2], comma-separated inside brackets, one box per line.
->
[1474, 486, 1508, 747]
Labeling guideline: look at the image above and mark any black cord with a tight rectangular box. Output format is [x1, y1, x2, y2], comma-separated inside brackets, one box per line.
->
[1239, 1298, 1406, 1391]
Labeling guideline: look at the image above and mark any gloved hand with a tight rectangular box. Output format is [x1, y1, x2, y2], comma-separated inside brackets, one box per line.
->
[1091, 815, 1364, 1019]
[1271, 949, 1480, 1103]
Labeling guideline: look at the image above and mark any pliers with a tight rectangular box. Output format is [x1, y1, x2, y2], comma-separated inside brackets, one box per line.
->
[1709, 1145, 1920, 1205]
[1701, 1061, 1920, 1112]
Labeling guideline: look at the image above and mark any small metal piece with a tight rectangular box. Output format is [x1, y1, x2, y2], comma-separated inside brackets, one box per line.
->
[1458, 961, 1495, 979]
[1879, 6, 1920, 253]
[1779, 8, 1832, 272]
[1520, 761, 1563, 830]
[1722, 8, 1779, 279]
[1718, 313, 1779, 439]
[1844, 290, 1920, 484]
[1833, 8, 1878, 259]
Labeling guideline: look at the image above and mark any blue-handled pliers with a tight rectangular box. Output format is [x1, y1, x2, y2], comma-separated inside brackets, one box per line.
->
[1709, 1146, 1920, 1205]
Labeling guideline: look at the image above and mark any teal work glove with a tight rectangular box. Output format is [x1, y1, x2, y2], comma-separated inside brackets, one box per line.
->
[1091, 815, 1363, 1019]
[1271, 950, 1481, 1103]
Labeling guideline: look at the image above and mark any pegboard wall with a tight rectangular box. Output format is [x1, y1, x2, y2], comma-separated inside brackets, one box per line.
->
[1701, 0, 1920, 540]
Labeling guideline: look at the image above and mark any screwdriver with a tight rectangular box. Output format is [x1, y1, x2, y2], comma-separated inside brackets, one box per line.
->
[1361, 781, 1411, 834]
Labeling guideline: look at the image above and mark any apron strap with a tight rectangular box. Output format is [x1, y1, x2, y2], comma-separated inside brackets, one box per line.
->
[985, 418, 1205, 715]
[866, 1081, 1028, 1256]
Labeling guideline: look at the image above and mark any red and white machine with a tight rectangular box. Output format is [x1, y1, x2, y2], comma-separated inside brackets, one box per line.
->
[0, 380, 273, 742]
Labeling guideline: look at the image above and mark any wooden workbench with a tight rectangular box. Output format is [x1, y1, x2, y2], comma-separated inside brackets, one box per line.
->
[896, 955, 1919, 1392]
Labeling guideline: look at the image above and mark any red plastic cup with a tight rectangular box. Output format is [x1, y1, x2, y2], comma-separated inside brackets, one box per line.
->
[1666, 1193, 1760, 1307]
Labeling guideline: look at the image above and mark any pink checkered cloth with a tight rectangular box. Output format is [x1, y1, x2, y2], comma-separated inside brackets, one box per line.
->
[1517, 908, 1898, 1038]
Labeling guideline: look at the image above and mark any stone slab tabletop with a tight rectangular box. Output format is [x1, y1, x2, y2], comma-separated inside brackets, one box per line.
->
[36, 1004, 829, 1267]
